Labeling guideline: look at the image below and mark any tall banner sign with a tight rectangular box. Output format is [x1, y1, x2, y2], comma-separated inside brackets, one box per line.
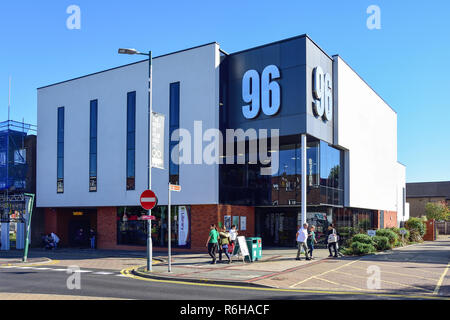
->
[178, 206, 189, 246]
[151, 112, 165, 169]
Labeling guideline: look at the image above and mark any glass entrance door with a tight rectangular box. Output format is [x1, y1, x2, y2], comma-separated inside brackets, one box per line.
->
[256, 209, 298, 247]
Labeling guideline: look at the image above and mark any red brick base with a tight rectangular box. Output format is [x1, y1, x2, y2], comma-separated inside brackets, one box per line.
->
[375, 210, 398, 229]
[190, 205, 255, 250]
[423, 220, 436, 241]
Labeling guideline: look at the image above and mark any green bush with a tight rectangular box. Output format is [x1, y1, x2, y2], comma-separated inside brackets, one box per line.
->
[391, 227, 410, 244]
[351, 241, 376, 255]
[405, 217, 426, 238]
[373, 236, 391, 251]
[352, 233, 374, 245]
[358, 219, 371, 231]
[376, 229, 398, 245]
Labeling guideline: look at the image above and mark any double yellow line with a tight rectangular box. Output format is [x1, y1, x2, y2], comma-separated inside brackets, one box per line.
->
[120, 266, 449, 300]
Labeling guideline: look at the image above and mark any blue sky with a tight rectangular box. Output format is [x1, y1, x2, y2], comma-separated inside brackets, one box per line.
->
[0, 0, 449, 182]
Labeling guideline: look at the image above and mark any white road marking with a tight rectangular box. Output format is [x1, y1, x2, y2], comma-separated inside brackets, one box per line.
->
[92, 272, 114, 275]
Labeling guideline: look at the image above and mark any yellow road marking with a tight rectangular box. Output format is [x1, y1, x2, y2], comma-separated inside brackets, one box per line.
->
[357, 260, 443, 276]
[119, 266, 449, 300]
[433, 262, 450, 295]
[289, 258, 361, 288]
[333, 270, 434, 293]
[2, 259, 60, 268]
[351, 265, 438, 282]
[314, 276, 364, 291]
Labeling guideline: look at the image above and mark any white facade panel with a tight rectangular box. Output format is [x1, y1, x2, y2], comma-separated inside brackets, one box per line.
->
[37, 43, 220, 208]
[334, 56, 405, 212]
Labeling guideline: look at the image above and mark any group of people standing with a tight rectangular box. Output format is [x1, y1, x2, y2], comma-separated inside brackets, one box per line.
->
[206, 224, 238, 264]
[296, 223, 339, 260]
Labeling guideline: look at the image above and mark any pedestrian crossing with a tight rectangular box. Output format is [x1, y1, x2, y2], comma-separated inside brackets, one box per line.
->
[0, 265, 121, 276]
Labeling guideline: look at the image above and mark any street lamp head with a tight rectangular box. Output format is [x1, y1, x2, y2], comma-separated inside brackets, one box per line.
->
[118, 48, 139, 55]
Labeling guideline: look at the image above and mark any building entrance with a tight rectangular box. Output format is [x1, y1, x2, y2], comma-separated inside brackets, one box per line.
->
[255, 207, 333, 247]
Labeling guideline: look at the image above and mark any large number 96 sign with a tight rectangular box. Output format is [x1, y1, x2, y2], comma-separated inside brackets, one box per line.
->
[312, 66, 333, 121]
[242, 65, 281, 119]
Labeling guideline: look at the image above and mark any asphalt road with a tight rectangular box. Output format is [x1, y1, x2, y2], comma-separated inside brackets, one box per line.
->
[0, 237, 448, 301]
[0, 264, 444, 300]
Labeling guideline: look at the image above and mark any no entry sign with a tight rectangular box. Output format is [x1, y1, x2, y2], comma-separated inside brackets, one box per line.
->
[140, 190, 158, 210]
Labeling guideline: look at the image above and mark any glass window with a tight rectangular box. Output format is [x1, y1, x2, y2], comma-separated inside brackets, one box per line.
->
[90, 100, 98, 192]
[319, 141, 344, 205]
[126, 92, 136, 190]
[117, 205, 191, 248]
[57, 107, 64, 193]
[169, 82, 180, 185]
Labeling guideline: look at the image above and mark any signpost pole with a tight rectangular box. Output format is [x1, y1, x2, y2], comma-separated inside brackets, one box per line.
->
[147, 51, 153, 273]
[22, 193, 35, 262]
[168, 185, 172, 272]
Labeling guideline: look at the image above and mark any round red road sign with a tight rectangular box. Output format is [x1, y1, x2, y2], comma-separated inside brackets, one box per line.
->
[140, 190, 158, 210]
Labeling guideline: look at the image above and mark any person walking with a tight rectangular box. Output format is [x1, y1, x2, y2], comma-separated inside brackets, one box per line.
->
[307, 225, 317, 259]
[326, 224, 338, 258]
[218, 227, 232, 264]
[89, 228, 97, 249]
[296, 223, 311, 261]
[205, 224, 219, 264]
[229, 225, 238, 256]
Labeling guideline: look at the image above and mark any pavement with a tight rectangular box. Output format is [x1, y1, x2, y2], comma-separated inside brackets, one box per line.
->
[0, 236, 449, 300]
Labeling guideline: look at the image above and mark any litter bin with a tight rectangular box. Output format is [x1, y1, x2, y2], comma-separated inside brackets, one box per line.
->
[246, 237, 262, 262]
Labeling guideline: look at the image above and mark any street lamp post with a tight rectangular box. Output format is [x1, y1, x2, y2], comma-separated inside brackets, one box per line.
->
[118, 48, 153, 272]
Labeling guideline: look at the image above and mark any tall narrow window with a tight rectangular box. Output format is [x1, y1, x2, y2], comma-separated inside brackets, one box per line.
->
[89, 100, 98, 192]
[57, 107, 64, 193]
[169, 82, 180, 185]
[127, 92, 136, 190]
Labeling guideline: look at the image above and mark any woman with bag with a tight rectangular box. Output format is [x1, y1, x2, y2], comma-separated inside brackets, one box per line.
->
[218, 227, 232, 264]
[326, 224, 338, 258]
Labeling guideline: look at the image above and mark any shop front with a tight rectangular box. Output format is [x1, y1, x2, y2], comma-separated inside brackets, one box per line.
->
[116, 205, 191, 249]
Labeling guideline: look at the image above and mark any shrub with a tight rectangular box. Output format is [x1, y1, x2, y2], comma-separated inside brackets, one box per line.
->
[376, 229, 398, 245]
[351, 241, 376, 255]
[405, 217, 426, 237]
[391, 227, 410, 244]
[409, 230, 423, 243]
[425, 202, 450, 221]
[373, 236, 391, 251]
[352, 233, 374, 245]
[358, 219, 371, 231]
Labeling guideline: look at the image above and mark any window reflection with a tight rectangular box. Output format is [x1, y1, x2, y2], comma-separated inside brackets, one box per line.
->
[219, 136, 344, 207]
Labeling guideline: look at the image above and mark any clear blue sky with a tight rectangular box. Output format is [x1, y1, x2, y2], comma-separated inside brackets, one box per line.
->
[0, 0, 449, 182]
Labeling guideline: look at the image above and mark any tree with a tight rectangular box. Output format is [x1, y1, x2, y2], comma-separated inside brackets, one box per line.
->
[425, 202, 450, 221]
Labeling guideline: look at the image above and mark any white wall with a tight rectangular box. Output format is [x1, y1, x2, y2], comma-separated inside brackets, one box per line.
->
[37, 43, 220, 208]
[334, 56, 405, 212]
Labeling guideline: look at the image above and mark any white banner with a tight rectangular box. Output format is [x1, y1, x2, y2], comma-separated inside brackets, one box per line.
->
[178, 206, 189, 246]
[151, 112, 165, 169]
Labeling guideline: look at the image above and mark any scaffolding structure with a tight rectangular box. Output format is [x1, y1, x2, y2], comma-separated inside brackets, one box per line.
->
[0, 120, 37, 250]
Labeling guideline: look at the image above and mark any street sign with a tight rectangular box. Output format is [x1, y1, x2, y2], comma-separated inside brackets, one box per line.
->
[400, 229, 407, 235]
[367, 230, 376, 237]
[169, 184, 181, 192]
[141, 215, 156, 221]
[140, 190, 158, 210]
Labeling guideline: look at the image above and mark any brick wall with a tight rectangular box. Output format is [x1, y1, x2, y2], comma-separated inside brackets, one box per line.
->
[190, 205, 255, 250]
[423, 220, 436, 241]
[96, 207, 117, 249]
[44, 208, 57, 235]
[407, 197, 447, 218]
[375, 210, 398, 229]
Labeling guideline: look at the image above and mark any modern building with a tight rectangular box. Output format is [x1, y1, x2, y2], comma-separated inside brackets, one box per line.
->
[406, 181, 450, 218]
[37, 35, 407, 250]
